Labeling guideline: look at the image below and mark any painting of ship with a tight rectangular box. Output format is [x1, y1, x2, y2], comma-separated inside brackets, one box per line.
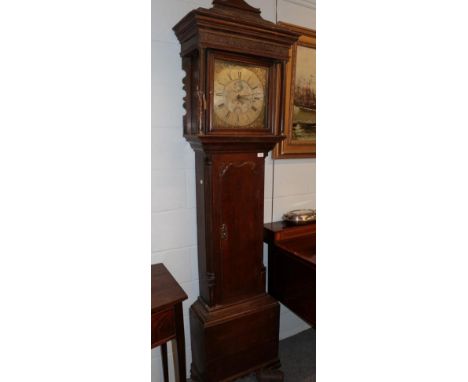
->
[274, 22, 316, 158]
[292, 69, 316, 142]
[295, 77, 316, 110]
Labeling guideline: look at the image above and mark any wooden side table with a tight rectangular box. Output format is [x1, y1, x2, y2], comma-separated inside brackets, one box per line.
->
[152, 264, 188, 382]
[264, 221, 316, 327]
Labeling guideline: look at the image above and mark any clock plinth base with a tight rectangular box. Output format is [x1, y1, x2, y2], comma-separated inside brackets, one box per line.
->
[189, 294, 281, 382]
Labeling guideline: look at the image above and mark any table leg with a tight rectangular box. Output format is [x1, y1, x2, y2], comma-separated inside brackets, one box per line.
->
[172, 303, 186, 382]
[161, 343, 169, 382]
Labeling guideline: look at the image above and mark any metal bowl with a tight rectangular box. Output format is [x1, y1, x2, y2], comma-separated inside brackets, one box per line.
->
[282, 209, 316, 225]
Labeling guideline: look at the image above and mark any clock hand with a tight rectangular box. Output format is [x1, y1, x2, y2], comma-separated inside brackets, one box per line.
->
[236, 94, 249, 104]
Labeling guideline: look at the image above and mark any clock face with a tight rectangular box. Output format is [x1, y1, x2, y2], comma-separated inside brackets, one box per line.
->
[213, 60, 268, 129]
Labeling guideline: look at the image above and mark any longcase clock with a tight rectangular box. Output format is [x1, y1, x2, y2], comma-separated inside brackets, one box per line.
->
[173, 1, 299, 381]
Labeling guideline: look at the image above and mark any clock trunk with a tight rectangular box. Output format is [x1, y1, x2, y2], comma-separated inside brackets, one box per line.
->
[190, 143, 282, 382]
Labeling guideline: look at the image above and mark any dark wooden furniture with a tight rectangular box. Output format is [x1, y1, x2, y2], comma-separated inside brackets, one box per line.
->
[173, 1, 299, 381]
[151, 264, 188, 382]
[264, 221, 316, 326]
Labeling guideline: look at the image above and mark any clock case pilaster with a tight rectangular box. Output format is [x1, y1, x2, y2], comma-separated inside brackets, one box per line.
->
[173, 2, 299, 381]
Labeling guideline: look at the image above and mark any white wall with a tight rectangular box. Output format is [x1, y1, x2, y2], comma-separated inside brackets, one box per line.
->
[152, 1, 315, 380]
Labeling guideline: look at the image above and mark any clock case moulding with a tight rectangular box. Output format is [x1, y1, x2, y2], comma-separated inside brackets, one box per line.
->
[173, 1, 299, 381]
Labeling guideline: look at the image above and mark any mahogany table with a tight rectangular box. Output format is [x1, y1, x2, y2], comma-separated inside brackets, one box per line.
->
[151, 264, 188, 382]
[264, 221, 316, 326]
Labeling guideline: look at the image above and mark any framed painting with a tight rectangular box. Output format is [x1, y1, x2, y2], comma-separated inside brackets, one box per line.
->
[274, 22, 316, 159]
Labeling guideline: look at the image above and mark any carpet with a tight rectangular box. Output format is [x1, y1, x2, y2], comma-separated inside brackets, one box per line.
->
[237, 328, 316, 382]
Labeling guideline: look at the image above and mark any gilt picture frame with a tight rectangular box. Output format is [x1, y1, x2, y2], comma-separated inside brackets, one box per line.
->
[274, 22, 316, 159]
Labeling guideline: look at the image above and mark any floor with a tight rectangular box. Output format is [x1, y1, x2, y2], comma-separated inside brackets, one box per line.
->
[237, 328, 316, 382]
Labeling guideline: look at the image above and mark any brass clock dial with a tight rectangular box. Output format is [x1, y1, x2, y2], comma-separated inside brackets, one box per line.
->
[213, 60, 267, 129]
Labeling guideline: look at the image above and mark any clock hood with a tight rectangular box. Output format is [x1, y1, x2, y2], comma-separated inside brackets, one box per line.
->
[173, 0, 299, 60]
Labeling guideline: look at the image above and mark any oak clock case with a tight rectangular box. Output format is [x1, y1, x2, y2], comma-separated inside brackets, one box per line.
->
[173, 1, 299, 381]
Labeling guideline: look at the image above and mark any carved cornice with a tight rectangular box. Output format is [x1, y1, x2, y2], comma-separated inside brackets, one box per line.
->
[173, 5, 299, 51]
[199, 29, 290, 59]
